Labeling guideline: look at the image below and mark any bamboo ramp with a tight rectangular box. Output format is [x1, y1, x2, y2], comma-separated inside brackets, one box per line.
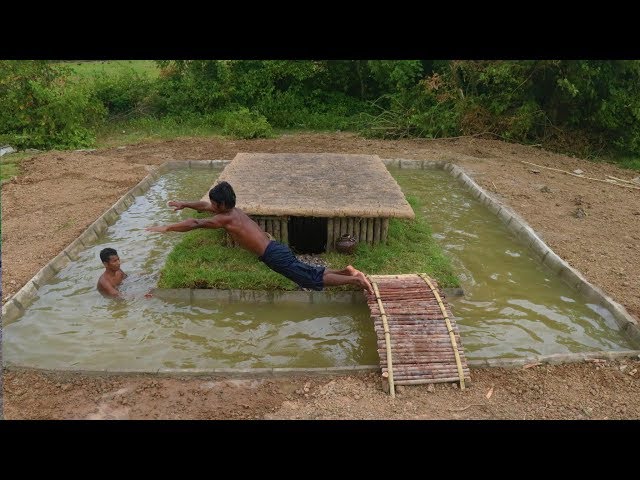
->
[366, 274, 471, 397]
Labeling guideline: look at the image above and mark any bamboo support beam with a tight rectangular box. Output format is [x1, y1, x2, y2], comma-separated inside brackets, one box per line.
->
[273, 217, 281, 242]
[333, 217, 341, 248]
[373, 218, 381, 245]
[418, 273, 466, 390]
[381, 218, 389, 244]
[327, 218, 334, 251]
[359, 217, 367, 244]
[370, 279, 395, 398]
[281, 218, 288, 245]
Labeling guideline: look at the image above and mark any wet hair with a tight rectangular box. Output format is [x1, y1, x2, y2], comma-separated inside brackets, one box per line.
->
[209, 181, 236, 208]
[100, 247, 118, 263]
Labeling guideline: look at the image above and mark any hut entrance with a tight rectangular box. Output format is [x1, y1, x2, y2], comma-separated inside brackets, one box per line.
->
[288, 217, 327, 254]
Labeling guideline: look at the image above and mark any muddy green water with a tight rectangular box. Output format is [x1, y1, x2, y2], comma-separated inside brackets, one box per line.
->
[391, 168, 634, 359]
[3, 167, 634, 371]
[3, 168, 375, 370]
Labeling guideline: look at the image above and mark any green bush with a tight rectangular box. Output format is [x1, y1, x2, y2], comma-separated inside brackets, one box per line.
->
[92, 69, 157, 118]
[222, 108, 273, 139]
[0, 61, 105, 149]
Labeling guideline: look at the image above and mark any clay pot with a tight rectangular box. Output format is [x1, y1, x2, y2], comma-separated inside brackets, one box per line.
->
[336, 234, 357, 254]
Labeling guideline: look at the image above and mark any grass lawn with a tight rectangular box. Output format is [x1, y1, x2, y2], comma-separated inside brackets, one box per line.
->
[0, 152, 32, 182]
[59, 60, 160, 79]
[157, 196, 459, 291]
[96, 116, 225, 149]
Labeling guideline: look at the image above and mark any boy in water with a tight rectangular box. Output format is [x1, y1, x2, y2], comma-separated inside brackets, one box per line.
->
[97, 247, 127, 298]
[146, 181, 373, 294]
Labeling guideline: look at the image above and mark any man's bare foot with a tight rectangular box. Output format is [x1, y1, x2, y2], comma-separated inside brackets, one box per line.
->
[344, 265, 373, 294]
[355, 271, 374, 295]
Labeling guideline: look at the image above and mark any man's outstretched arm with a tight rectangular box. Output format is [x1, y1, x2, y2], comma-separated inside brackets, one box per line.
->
[146, 217, 224, 233]
[168, 200, 214, 213]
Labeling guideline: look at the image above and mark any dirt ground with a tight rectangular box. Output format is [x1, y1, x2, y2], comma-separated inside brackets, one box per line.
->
[2, 132, 640, 420]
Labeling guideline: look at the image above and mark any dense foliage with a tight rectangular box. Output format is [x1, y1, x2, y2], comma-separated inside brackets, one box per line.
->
[2, 60, 640, 159]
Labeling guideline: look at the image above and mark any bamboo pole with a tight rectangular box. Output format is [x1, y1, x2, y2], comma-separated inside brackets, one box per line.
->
[258, 218, 266, 232]
[367, 219, 374, 247]
[359, 217, 367, 244]
[520, 160, 640, 191]
[347, 217, 354, 238]
[333, 216, 341, 246]
[381, 218, 389, 244]
[371, 279, 395, 398]
[373, 218, 381, 245]
[395, 378, 469, 385]
[281, 218, 288, 245]
[327, 218, 334, 251]
[419, 273, 466, 390]
[273, 217, 281, 242]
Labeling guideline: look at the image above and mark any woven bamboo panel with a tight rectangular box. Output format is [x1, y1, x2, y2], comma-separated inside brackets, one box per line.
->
[366, 274, 470, 387]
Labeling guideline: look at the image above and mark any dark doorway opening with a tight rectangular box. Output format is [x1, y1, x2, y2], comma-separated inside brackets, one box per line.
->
[288, 217, 327, 254]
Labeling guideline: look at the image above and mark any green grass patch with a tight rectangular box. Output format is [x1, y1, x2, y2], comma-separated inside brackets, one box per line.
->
[59, 60, 160, 80]
[158, 196, 459, 290]
[596, 154, 640, 172]
[0, 151, 32, 181]
[95, 116, 225, 148]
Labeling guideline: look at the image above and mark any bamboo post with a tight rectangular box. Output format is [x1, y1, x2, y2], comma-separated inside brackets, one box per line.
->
[258, 218, 266, 232]
[381, 218, 389, 245]
[367, 219, 374, 247]
[360, 217, 367, 245]
[341, 217, 348, 237]
[327, 218, 334, 251]
[370, 279, 395, 398]
[418, 273, 465, 390]
[347, 217, 354, 238]
[373, 218, 381, 245]
[333, 216, 341, 246]
[273, 217, 281, 242]
[281, 218, 288, 245]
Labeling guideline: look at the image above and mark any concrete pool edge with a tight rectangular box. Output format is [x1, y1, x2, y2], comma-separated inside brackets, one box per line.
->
[151, 287, 464, 304]
[5, 349, 640, 377]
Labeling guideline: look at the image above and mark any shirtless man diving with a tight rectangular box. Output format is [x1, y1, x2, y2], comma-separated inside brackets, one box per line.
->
[145, 181, 373, 294]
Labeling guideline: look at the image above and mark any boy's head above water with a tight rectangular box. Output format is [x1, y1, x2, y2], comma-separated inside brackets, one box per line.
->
[100, 247, 120, 271]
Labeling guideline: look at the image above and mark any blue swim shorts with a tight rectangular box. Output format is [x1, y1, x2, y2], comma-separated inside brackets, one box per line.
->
[259, 241, 325, 291]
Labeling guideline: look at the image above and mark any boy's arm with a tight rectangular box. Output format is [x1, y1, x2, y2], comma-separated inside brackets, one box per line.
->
[146, 216, 225, 233]
[168, 200, 214, 213]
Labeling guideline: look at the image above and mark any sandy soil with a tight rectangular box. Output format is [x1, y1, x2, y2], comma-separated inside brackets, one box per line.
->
[2, 132, 640, 420]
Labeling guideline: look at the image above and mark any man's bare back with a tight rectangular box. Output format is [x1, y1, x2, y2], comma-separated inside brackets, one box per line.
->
[213, 208, 271, 256]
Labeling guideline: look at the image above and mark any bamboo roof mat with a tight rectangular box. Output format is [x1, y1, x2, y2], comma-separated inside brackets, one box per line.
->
[202, 153, 415, 218]
[366, 274, 471, 396]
